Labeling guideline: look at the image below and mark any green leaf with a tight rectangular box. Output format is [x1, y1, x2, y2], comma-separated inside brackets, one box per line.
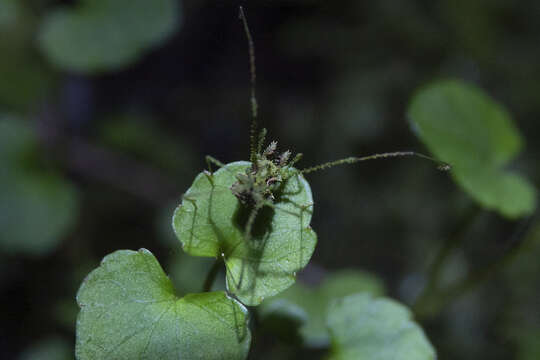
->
[39, 0, 181, 73]
[76, 248, 251, 360]
[0, 117, 78, 256]
[408, 79, 536, 218]
[260, 269, 385, 347]
[327, 293, 436, 360]
[173, 162, 317, 306]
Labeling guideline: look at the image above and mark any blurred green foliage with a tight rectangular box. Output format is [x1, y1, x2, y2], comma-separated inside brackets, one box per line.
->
[409, 79, 536, 218]
[0, 116, 78, 255]
[327, 293, 436, 360]
[260, 269, 385, 348]
[0, 0, 55, 110]
[1, 0, 540, 359]
[39, 0, 181, 73]
[19, 337, 71, 360]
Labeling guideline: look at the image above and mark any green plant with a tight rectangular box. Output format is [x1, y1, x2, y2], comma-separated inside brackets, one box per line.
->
[73, 7, 536, 360]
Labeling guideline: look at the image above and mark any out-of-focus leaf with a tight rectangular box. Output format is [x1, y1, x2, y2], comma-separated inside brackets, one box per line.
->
[327, 293, 436, 360]
[173, 162, 317, 306]
[39, 0, 181, 73]
[76, 248, 251, 360]
[408, 79, 536, 218]
[0, 117, 78, 256]
[19, 336, 72, 360]
[0, 173, 78, 255]
[514, 330, 540, 360]
[260, 269, 385, 347]
[0, 0, 20, 29]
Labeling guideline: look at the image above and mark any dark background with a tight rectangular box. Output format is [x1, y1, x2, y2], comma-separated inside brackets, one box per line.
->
[2, 0, 540, 359]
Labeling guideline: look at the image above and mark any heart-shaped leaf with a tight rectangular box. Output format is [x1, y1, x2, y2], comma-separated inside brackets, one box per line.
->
[408, 79, 536, 218]
[260, 269, 385, 347]
[173, 161, 317, 306]
[39, 0, 180, 73]
[327, 293, 436, 360]
[76, 248, 251, 360]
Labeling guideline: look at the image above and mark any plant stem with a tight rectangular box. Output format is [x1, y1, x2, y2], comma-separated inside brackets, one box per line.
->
[428, 214, 536, 312]
[203, 259, 222, 292]
[414, 211, 536, 319]
[412, 204, 480, 315]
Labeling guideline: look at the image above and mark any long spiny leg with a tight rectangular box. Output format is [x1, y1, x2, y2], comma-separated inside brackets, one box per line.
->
[261, 198, 309, 218]
[300, 151, 451, 174]
[239, 6, 259, 163]
[206, 155, 227, 174]
[257, 128, 267, 155]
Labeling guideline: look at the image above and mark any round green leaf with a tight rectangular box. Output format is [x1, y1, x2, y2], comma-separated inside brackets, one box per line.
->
[39, 0, 180, 73]
[408, 79, 536, 218]
[327, 293, 436, 360]
[260, 269, 385, 347]
[173, 161, 317, 306]
[76, 248, 251, 360]
[0, 173, 78, 255]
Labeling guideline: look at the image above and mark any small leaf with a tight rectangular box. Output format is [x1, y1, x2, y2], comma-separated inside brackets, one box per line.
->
[260, 269, 385, 347]
[408, 79, 536, 218]
[327, 293, 436, 360]
[173, 162, 317, 306]
[39, 0, 181, 73]
[76, 248, 250, 360]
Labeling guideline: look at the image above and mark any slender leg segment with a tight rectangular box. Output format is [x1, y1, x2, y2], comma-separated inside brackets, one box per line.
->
[300, 151, 451, 174]
[206, 155, 227, 174]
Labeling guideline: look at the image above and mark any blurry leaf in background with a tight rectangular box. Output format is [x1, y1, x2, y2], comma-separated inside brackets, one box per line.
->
[327, 293, 436, 360]
[0, 0, 55, 110]
[259, 269, 385, 348]
[19, 336, 71, 360]
[408, 79, 536, 218]
[0, 116, 78, 256]
[173, 162, 317, 306]
[39, 0, 181, 73]
[514, 330, 540, 360]
[76, 249, 251, 360]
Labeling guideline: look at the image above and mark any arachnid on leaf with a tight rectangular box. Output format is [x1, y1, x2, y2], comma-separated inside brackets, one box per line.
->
[230, 138, 303, 207]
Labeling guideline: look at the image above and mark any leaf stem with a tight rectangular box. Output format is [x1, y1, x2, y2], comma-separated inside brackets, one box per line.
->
[412, 204, 480, 315]
[300, 151, 450, 174]
[239, 6, 258, 163]
[414, 210, 536, 318]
